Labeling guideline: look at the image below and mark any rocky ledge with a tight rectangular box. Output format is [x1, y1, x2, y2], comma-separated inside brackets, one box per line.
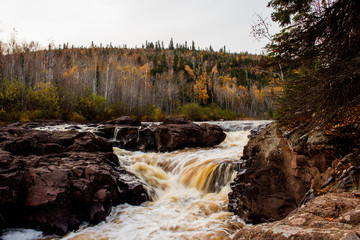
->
[0, 124, 148, 235]
[97, 116, 226, 152]
[233, 191, 360, 239]
[229, 123, 360, 239]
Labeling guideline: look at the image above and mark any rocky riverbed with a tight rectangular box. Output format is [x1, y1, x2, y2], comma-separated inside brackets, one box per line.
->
[0, 117, 227, 237]
[0, 122, 149, 235]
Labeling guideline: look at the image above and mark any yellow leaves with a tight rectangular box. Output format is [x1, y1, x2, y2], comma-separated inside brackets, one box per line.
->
[324, 217, 334, 221]
[63, 65, 78, 78]
[2, 79, 25, 102]
[140, 63, 151, 77]
[251, 86, 263, 102]
[193, 73, 209, 104]
[210, 65, 218, 76]
[184, 65, 195, 79]
[293, 69, 301, 74]
[29, 81, 60, 113]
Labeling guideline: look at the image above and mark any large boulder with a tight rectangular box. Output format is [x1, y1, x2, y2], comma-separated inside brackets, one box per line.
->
[228, 123, 334, 224]
[154, 119, 226, 152]
[0, 126, 148, 235]
[97, 117, 226, 152]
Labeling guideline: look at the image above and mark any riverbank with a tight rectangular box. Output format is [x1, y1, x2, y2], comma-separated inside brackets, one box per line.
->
[229, 123, 360, 239]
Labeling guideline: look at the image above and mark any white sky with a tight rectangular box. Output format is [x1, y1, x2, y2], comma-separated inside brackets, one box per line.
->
[0, 0, 279, 54]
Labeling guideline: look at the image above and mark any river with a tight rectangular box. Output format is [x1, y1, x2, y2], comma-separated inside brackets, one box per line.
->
[2, 120, 271, 240]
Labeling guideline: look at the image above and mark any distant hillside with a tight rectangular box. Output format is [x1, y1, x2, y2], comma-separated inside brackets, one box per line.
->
[0, 39, 282, 122]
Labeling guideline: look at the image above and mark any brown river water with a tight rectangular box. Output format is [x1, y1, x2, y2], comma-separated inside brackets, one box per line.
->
[2, 120, 271, 240]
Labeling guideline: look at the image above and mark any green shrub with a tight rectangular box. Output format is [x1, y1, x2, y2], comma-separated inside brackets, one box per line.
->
[0, 108, 6, 122]
[20, 110, 39, 122]
[75, 91, 107, 122]
[27, 81, 61, 119]
[69, 112, 86, 122]
[179, 103, 237, 121]
[0, 78, 26, 113]
[180, 103, 207, 121]
[143, 105, 166, 122]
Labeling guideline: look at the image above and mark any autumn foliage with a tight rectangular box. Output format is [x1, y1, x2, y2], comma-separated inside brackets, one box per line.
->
[0, 37, 281, 122]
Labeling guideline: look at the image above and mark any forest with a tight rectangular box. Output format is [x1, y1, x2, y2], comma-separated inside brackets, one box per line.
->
[0, 36, 281, 122]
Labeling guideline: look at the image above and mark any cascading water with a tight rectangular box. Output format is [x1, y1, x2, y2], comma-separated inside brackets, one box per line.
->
[2, 120, 271, 240]
[58, 121, 270, 240]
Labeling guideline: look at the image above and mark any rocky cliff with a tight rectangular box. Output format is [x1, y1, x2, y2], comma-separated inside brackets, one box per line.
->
[229, 123, 360, 239]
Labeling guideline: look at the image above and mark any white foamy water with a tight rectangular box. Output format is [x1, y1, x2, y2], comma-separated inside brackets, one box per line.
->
[1, 228, 43, 240]
[2, 120, 271, 240]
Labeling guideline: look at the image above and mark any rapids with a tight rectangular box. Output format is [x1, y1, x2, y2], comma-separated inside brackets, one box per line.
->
[2, 120, 271, 240]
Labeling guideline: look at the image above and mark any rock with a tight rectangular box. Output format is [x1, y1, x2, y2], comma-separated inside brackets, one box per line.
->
[228, 123, 335, 224]
[230, 123, 360, 239]
[233, 192, 360, 240]
[97, 117, 226, 152]
[154, 121, 226, 152]
[0, 124, 149, 235]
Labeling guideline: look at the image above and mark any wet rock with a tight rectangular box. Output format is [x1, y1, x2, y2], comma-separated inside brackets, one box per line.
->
[228, 123, 335, 224]
[230, 122, 360, 239]
[98, 117, 226, 152]
[154, 120, 226, 152]
[0, 124, 148, 236]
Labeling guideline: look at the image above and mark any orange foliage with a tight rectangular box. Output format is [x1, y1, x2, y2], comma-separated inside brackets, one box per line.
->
[184, 65, 195, 79]
[193, 73, 209, 104]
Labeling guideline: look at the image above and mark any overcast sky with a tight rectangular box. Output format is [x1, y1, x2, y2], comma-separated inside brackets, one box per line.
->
[0, 0, 279, 54]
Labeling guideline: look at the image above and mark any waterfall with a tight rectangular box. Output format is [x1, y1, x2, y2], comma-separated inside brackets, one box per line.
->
[59, 121, 270, 240]
[3, 120, 271, 240]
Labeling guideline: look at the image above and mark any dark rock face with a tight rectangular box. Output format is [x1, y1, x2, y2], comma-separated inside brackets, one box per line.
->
[0, 126, 148, 235]
[228, 124, 334, 224]
[154, 120, 226, 152]
[229, 123, 360, 238]
[98, 117, 226, 152]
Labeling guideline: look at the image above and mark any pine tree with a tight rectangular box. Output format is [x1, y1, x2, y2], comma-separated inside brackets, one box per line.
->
[269, 0, 360, 130]
[169, 38, 174, 50]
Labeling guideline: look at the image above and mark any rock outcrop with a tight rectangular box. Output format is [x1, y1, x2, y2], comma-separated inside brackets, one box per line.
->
[153, 117, 226, 152]
[229, 124, 334, 223]
[0, 125, 148, 235]
[97, 117, 227, 152]
[229, 122, 360, 239]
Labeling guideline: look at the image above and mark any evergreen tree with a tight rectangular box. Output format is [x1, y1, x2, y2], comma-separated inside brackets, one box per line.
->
[269, 0, 360, 130]
[173, 52, 179, 72]
[169, 38, 174, 50]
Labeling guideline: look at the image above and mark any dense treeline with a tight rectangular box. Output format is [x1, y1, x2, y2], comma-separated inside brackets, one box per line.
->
[0, 36, 281, 122]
